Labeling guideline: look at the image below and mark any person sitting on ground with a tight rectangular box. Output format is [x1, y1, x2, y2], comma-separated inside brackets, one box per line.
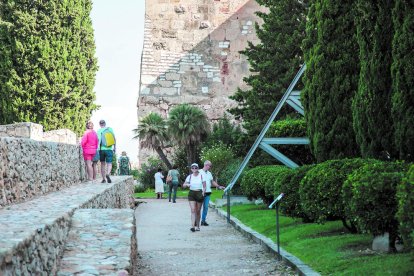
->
[154, 168, 164, 199]
[183, 163, 206, 232]
[80, 120, 98, 181]
[167, 165, 180, 203]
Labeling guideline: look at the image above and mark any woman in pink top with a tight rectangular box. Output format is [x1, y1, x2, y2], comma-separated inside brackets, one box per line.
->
[81, 120, 99, 181]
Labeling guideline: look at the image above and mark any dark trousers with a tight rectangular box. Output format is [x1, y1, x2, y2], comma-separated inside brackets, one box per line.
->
[168, 183, 178, 202]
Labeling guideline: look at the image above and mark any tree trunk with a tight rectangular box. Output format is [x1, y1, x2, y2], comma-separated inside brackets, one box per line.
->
[155, 147, 172, 169]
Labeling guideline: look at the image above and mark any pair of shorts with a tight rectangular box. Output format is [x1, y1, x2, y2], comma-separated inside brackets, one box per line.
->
[99, 150, 113, 163]
[92, 151, 100, 162]
[83, 153, 94, 161]
[188, 190, 204, 203]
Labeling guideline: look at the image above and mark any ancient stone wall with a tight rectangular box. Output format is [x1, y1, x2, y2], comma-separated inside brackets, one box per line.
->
[138, 0, 266, 164]
[0, 137, 86, 207]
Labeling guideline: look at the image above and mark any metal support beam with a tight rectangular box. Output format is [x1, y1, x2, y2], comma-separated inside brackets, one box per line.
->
[261, 137, 310, 145]
[258, 143, 299, 168]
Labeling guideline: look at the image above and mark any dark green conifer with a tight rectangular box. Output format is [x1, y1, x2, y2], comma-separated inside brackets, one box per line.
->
[302, 0, 359, 162]
[352, 0, 395, 160]
[391, 0, 414, 161]
[0, 0, 98, 135]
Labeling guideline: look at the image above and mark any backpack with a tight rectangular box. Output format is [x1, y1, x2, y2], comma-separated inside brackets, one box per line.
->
[120, 156, 129, 168]
[101, 128, 115, 147]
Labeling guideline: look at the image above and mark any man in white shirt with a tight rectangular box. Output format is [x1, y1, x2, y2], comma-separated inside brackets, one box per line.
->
[199, 160, 225, 226]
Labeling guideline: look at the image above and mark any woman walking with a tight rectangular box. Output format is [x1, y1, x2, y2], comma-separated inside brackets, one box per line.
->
[167, 165, 180, 203]
[183, 163, 206, 232]
[154, 168, 165, 199]
[81, 120, 99, 181]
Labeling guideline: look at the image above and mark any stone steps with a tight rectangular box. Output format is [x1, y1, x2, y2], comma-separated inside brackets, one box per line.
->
[58, 209, 137, 276]
[0, 176, 134, 275]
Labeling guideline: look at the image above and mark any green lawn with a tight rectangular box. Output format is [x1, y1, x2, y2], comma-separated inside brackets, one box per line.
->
[227, 204, 414, 275]
[134, 188, 224, 201]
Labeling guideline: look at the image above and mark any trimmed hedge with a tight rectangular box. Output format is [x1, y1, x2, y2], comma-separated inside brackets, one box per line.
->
[267, 118, 315, 165]
[344, 162, 409, 252]
[274, 164, 315, 220]
[300, 158, 377, 232]
[240, 165, 290, 205]
[397, 164, 414, 251]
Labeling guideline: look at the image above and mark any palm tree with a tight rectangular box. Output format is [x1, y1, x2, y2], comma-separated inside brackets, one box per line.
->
[168, 104, 210, 166]
[133, 112, 172, 169]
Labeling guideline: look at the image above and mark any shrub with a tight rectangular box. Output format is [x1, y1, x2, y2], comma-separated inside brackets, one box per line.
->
[275, 164, 315, 220]
[218, 158, 246, 195]
[137, 157, 167, 190]
[267, 118, 315, 165]
[240, 165, 289, 205]
[200, 142, 236, 181]
[397, 164, 414, 251]
[345, 161, 409, 252]
[300, 158, 377, 232]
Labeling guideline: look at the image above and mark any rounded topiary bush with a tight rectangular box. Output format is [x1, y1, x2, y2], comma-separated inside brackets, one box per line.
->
[240, 165, 289, 205]
[396, 164, 414, 251]
[275, 164, 315, 220]
[300, 158, 377, 231]
[265, 166, 291, 201]
[345, 161, 409, 252]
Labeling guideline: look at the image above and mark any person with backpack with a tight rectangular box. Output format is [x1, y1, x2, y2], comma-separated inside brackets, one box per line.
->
[97, 119, 116, 183]
[118, 151, 131, 175]
[166, 165, 180, 203]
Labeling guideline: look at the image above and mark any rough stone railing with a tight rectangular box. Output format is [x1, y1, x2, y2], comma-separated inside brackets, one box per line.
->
[0, 136, 86, 207]
[0, 122, 77, 144]
[0, 177, 135, 275]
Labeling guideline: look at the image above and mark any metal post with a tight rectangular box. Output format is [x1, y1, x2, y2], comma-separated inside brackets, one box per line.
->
[226, 190, 230, 223]
[276, 203, 281, 260]
[269, 193, 284, 261]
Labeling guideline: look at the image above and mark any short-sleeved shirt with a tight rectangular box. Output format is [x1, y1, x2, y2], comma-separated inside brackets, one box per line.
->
[96, 127, 115, 150]
[199, 169, 214, 193]
[185, 173, 204, 191]
[168, 169, 180, 182]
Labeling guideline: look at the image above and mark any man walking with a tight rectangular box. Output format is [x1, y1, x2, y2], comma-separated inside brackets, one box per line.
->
[97, 119, 116, 183]
[199, 160, 225, 226]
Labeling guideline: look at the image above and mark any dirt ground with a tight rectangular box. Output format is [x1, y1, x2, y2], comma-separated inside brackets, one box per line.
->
[135, 198, 294, 276]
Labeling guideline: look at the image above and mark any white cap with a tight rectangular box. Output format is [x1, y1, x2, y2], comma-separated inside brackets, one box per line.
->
[190, 163, 199, 168]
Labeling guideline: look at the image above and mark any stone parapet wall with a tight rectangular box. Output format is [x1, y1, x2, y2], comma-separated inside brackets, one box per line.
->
[0, 122, 77, 144]
[0, 137, 86, 207]
[0, 177, 134, 275]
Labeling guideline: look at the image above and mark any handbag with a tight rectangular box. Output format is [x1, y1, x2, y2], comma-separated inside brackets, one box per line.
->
[166, 174, 172, 183]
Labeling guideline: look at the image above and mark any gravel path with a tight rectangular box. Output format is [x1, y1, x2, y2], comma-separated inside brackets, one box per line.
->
[135, 198, 294, 275]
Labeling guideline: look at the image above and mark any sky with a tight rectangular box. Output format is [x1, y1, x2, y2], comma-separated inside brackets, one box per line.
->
[90, 1, 145, 166]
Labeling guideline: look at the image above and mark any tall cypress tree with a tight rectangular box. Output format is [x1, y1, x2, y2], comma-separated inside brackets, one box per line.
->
[229, 0, 308, 150]
[352, 0, 395, 160]
[302, 0, 360, 162]
[391, 0, 414, 162]
[0, 0, 98, 135]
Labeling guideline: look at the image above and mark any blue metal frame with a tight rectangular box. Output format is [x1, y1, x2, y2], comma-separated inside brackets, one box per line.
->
[224, 64, 307, 194]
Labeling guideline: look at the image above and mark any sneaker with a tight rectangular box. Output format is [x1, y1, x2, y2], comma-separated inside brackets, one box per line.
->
[101, 179, 106, 183]
[195, 228, 200, 231]
[190, 228, 195, 232]
[201, 221, 209, 226]
[106, 175, 112, 183]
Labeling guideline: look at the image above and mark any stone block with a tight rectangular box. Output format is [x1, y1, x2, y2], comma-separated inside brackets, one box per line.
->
[158, 80, 173, 88]
[165, 72, 180, 81]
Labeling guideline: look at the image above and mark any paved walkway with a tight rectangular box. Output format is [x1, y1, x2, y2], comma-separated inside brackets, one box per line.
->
[135, 198, 294, 275]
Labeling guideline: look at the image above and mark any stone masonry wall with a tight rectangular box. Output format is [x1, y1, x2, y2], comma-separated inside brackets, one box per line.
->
[138, 0, 266, 164]
[0, 137, 86, 207]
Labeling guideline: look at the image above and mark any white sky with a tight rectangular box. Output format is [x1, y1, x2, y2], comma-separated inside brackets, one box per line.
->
[90, 0, 145, 165]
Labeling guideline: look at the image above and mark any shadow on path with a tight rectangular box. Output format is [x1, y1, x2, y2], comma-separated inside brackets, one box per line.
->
[135, 198, 294, 275]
